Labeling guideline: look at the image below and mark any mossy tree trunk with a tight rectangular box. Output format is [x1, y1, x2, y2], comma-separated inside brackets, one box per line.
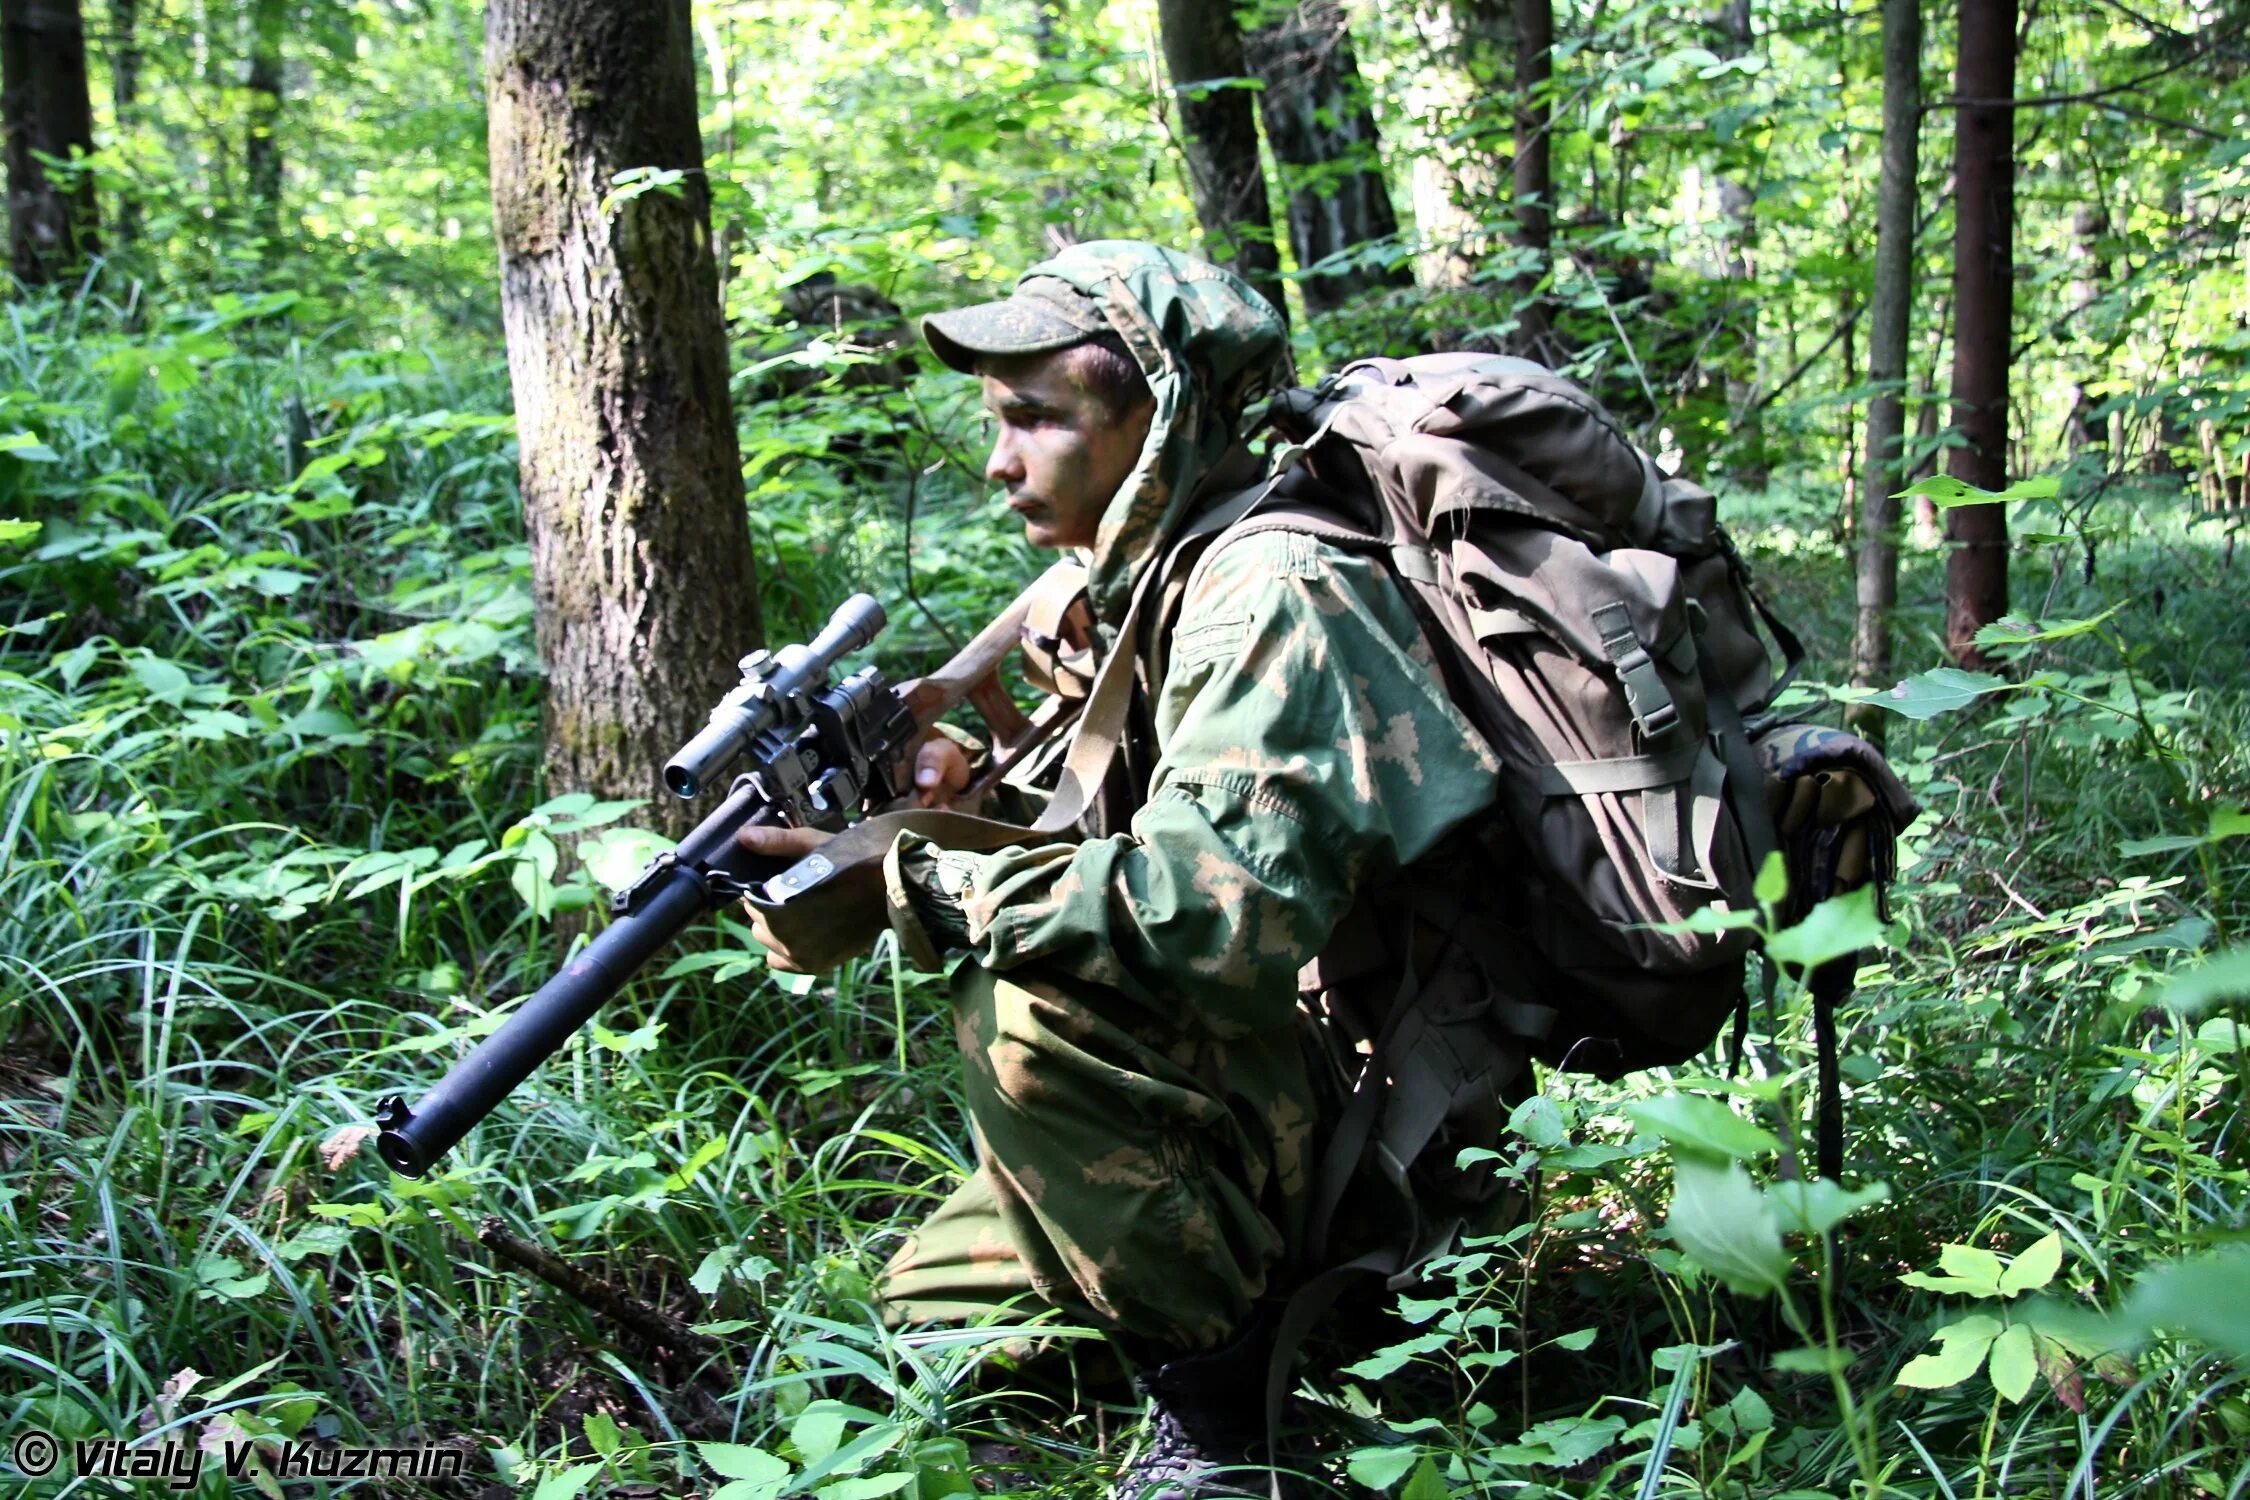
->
[1242, 0, 1407, 319]
[487, 0, 762, 833]
[1154, 0, 1288, 325]
[2, 0, 99, 284]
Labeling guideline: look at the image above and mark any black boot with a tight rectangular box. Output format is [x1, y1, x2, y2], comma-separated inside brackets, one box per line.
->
[1113, 1320, 1287, 1500]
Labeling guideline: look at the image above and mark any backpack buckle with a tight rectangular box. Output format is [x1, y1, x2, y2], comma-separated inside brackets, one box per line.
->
[1591, 601, 1680, 740]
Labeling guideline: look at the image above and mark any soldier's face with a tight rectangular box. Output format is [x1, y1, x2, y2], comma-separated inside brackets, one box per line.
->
[979, 352, 1153, 551]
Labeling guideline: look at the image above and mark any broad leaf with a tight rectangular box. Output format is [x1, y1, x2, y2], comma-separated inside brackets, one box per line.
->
[1989, 1324, 2038, 1402]
[1864, 667, 2007, 720]
[1896, 473, 2060, 508]
[1764, 886, 1894, 970]
[1895, 1314, 2001, 1389]
[1666, 1156, 1790, 1295]
[1937, 1243, 2008, 1296]
[531, 1463, 603, 1500]
[1767, 1179, 1889, 1237]
[1998, 1233, 2064, 1296]
[1630, 1094, 1781, 1162]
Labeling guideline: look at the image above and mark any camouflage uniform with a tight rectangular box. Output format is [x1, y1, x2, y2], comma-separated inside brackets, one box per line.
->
[876, 244, 1502, 1351]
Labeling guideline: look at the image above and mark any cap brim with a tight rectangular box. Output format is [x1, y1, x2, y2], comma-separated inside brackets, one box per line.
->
[921, 300, 1095, 375]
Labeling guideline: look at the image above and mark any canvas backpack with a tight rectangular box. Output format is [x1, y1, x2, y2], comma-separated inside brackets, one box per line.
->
[1221, 350, 1809, 1080]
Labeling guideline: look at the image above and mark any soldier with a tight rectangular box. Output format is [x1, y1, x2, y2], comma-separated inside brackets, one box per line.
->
[736, 241, 1505, 1498]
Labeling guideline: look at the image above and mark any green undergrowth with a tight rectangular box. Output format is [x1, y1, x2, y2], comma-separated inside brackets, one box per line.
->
[2, 281, 2246, 1499]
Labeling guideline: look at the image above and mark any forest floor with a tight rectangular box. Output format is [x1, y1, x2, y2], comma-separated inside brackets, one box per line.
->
[2, 305, 2246, 1500]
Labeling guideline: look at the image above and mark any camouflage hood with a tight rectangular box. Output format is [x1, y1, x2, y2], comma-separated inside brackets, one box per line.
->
[1017, 241, 1289, 634]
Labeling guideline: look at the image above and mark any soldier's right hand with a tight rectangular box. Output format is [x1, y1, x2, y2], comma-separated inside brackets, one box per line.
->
[911, 735, 972, 808]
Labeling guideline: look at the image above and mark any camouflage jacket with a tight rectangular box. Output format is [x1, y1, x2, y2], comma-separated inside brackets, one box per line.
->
[885, 241, 1499, 1034]
[886, 521, 1500, 1038]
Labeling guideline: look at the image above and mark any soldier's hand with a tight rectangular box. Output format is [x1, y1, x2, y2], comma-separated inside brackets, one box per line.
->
[912, 735, 972, 809]
[733, 823, 886, 974]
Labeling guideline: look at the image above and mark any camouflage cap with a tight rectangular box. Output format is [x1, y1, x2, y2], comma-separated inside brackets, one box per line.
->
[921, 276, 1113, 374]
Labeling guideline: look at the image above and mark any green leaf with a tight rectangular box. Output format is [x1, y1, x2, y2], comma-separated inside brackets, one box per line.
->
[1896, 1314, 2000, 1389]
[1754, 849, 1788, 907]
[692, 1247, 736, 1296]
[1631, 1093, 1782, 1162]
[1507, 1094, 1568, 1149]
[700, 1443, 791, 1485]
[1896, 472, 2059, 508]
[0, 431, 61, 462]
[131, 655, 192, 707]
[792, 1401, 853, 1466]
[0, 517, 38, 545]
[1998, 1233, 2064, 1296]
[1399, 1455, 1449, 1500]
[1988, 1324, 2038, 1402]
[1972, 606, 2121, 648]
[1341, 1331, 1451, 1379]
[1866, 667, 2008, 720]
[1767, 1179, 1889, 1236]
[1771, 1345, 1850, 1374]
[1936, 1243, 2009, 1297]
[1345, 1446, 1420, 1491]
[2160, 945, 2250, 1015]
[1764, 886, 1894, 970]
[580, 825, 677, 892]
[1666, 1156, 1791, 1295]
[531, 1462, 604, 1500]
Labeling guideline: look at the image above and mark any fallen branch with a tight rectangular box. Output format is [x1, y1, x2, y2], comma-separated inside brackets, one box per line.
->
[475, 1216, 731, 1363]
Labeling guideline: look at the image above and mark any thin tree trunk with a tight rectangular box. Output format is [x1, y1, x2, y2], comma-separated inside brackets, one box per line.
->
[1850, 0, 1920, 719]
[2, 0, 100, 283]
[1511, 0, 1553, 355]
[1943, 0, 2015, 669]
[488, 0, 763, 833]
[109, 0, 137, 245]
[1154, 0, 1287, 324]
[1242, 1, 1407, 319]
[246, 0, 284, 244]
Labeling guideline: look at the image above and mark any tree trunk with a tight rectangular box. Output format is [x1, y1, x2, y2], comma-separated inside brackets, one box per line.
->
[1943, 0, 2015, 669]
[246, 0, 284, 244]
[2, 0, 100, 283]
[110, 0, 138, 245]
[1850, 0, 1920, 721]
[1401, 0, 1509, 288]
[1154, 0, 1287, 324]
[1511, 0, 1553, 355]
[1241, 1, 1407, 319]
[488, 0, 763, 833]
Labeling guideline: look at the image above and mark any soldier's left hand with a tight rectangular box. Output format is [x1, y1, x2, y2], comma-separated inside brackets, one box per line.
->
[732, 821, 889, 974]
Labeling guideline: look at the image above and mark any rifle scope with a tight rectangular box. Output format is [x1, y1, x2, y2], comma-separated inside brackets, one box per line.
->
[663, 594, 886, 799]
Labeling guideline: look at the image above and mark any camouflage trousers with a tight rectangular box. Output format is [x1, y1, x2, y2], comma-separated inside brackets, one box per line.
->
[876, 961, 1321, 1352]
